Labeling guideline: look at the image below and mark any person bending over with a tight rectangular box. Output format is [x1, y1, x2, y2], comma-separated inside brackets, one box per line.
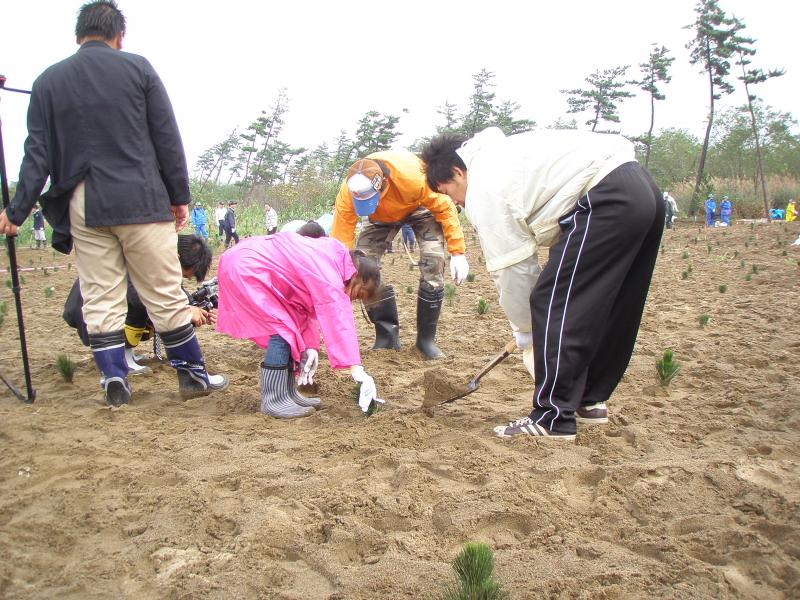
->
[421, 127, 663, 440]
[215, 231, 383, 418]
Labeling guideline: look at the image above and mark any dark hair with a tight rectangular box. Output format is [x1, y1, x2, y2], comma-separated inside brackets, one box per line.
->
[349, 249, 380, 290]
[75, 1, 126, 40]
[419, 133, 468, 191]
[297, 221, 326, 238]
[177, 234, 213, 282]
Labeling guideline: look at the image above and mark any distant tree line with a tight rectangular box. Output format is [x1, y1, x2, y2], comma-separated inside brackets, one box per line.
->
[193, 0, 796, 218]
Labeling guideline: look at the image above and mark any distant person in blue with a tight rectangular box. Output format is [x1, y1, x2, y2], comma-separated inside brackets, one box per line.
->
[769, 208, 785, 221]
[190, 203, 209, 239]
[719, 195, 732, 226]
[704, 193, 717, 227]
[401, 223, 415, 252]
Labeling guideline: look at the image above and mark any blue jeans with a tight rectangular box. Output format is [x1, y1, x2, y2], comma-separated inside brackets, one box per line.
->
[194, 224, 208, 239]
[264, 334, 291, 367]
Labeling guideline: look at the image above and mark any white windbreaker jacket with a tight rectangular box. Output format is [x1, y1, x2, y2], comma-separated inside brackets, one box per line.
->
[457, 127, 635, 333]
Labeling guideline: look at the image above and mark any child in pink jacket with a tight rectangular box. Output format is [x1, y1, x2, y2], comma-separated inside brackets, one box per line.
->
[216, 232, 382, 418]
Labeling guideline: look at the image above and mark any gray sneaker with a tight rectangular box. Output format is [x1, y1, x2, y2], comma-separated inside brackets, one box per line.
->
[493, 417, 576, 440]
[576, 402, 608, 424]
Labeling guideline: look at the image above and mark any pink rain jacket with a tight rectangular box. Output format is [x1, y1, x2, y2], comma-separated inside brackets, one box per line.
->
[216, 232, 360, 369]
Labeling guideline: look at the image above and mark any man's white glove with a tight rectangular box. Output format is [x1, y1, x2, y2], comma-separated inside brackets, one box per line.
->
[513, 331, 533, 350]
[450, 254, 469, 285]
[351, 365, 384, 413]
[299, 349, 319, 385]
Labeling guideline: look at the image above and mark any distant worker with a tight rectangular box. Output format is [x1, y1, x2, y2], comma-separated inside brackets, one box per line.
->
[786, 199, 798, 223]
[719, 195, 732, 227]
[265, 202, 278, 235]
[31, 205, 47, 249]
[401, 222, 416, 251]
[214, 202, 227, 237]
[224, 201, 239, 247]
[663, 192, 678, 230]
[705, 193, 717, 227]
[190, 203, 208, 239]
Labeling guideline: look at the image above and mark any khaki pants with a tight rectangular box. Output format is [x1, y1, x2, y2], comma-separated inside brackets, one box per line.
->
[356, 207, 446, 291]
[69, 182, 192, 335]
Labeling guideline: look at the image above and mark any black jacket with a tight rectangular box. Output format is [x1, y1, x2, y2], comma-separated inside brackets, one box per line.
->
[7, 41, 191, 252]
[224, 208, 236, 232]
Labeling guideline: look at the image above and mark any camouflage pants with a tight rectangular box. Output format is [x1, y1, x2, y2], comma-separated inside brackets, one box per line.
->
[356, 207, 446, 292]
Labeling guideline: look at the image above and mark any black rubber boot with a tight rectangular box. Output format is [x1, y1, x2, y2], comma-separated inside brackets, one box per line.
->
[415, 287, 445, 359]
[365, 285, 401, 350]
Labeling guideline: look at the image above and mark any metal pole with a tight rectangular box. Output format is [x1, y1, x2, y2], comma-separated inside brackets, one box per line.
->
[0, 75, 35, 403]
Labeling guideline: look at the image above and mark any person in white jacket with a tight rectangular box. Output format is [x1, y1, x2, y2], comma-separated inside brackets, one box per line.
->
[421, 127, 664, 440]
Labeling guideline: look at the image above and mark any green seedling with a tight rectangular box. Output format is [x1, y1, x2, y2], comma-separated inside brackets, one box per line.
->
[53, 266, 59, 272]
[353, 383, 381, 417]
[5, 279, 11, 289]
[693, 237, 698, 244]
[57, 354, 76, 383]
[444, 283, 457, 306]
[699, 314, 710, 327]
[687, 264, 693, 273]
[44, 286, 55, 298]
[476, 298, 489, 315]
[409, 264, 415, 271]
[406, 285, 413, 294]
[682, 251, 689, 259]
[718, 284, 727, 293]
[440, 543, 508, 600]
[390, 257, 395, 265]
[744, 241, 749, 249]
[782, 250, 787, 256]
[656, 349, 680, 387]
[733, 250, 738, 258]
[466, 272, 476, 283]
[745, 274, 752, 281]
[681, 271, 689, 280]
[751, 264, 758, 274]
[707, 244, 712, 255]
[740, 260, 745, 268]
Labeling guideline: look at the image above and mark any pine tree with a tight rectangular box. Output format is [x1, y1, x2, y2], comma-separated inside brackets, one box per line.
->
[731, 17, 785, 217]
[633, 45, 674, 168]
[561, 65, 634, 132]
[685, 0, 743, 215]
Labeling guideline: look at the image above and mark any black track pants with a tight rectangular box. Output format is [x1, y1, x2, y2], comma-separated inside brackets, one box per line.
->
[528, 162, 664, 434]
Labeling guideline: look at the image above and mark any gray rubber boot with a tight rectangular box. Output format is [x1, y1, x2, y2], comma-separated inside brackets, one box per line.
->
[286, 369, 321, 408]
[259, 363, 314, 418]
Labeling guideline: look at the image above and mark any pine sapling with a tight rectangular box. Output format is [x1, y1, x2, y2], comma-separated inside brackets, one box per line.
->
[441, 543, 508, 600]
[57, 354, 76, 383]
[656, 349, 680, 387]
[682, 251, 689, 259]
[406, 285, 413, 294]
[444, 283, 457, 306]
[44, 286, 55, 298]
[476, 298, 489, 315]
[699, 314, 710, 327]
[681, 271, 689, 280]
[718, 284, 727, 293]
[466, 273, 476, 283]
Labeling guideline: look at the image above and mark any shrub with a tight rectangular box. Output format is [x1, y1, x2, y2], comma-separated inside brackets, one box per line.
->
[57, 354, 76, 383]
[656, 349, 680, 387]
[476, 298, 489, 314]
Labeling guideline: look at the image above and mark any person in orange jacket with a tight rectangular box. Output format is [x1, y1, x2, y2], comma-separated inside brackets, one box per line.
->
[331, 151, 468, 359]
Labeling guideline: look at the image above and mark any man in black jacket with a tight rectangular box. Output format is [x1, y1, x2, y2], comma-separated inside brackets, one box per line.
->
[0, 1, 227, 406]
[223, 201, 239, 248]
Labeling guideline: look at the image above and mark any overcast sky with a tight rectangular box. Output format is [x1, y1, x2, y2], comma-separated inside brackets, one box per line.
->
[1, 0, 798, 184]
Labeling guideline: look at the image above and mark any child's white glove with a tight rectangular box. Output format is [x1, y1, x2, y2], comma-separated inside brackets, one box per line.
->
[299, 349, 319, 385]
[351, 365, 384, 413]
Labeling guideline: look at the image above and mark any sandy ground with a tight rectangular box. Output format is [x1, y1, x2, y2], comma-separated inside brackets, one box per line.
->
[0, 221, 799, 599]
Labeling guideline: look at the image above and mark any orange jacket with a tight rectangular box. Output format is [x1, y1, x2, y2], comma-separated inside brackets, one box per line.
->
[330, 150, 466, 255]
